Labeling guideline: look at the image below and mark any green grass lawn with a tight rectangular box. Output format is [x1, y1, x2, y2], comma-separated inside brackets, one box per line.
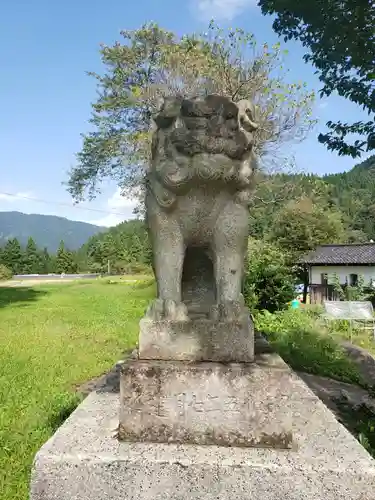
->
[3, 279, 374, 499]
[0, 279, 154, 500]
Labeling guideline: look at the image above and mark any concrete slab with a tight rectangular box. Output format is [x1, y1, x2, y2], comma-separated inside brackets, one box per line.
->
[138, 317, 254, 362]
[31, 372, 375, 499]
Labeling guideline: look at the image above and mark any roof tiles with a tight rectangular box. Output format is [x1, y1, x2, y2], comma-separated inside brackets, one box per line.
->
[302, 244, 375, 265]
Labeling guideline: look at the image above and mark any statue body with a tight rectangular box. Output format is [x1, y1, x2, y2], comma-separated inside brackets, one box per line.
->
[145, 94, 258, 321]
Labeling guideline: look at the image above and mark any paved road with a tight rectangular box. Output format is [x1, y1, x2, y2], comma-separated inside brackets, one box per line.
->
[1, 274, 101, 287]
[13, 273, 100, 280]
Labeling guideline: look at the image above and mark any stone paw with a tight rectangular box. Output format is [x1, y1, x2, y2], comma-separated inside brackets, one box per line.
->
[145, 299, 190, 321]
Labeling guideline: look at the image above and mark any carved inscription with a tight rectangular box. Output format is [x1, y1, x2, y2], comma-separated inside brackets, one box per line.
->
[129, 390, 251, 419]
[176, 392, 242, 417]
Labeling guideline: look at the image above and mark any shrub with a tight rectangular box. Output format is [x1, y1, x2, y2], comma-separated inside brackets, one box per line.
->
[112, 261, 152, 275]
[255, 309, 364, 386]
[124, 262, 153, 275]
[303, 304, 324, 319]
[243, 239, 296, 313]
[0, 264, 12, 281]
[88, 261, 106, 273]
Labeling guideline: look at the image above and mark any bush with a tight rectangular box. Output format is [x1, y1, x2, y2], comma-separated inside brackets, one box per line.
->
[0, 264, 12, 281]
[303, 304, 324, 319]
[243, 238, 296, 313]
[255, 309, 364, 386]
[88, 261, 106, 273]
[123, 262, 153, 275]
[111, 261, 152, 275]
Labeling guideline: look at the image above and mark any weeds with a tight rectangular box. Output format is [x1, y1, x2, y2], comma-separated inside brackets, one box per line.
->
[255, 309, 365, 386]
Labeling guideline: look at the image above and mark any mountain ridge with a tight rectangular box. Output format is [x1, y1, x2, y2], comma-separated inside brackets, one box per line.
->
[0, 211, 105, 252]
[1, 155, 374, 254]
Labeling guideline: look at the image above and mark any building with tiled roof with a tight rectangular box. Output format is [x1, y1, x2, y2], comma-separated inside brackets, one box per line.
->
[301, 244, 375, 304]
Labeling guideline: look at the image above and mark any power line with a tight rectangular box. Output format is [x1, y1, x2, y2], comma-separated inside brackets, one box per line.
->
[0, 191, 131, 217]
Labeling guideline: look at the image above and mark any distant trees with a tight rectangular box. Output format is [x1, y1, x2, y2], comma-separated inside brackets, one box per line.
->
[55, 241, 78, 274]
[248, 155, 375, 249]
[0, 219, 152, 277]
[324, 155, 375, 238]
[83, 220, 152, 274]
[266, 197, 346, 258]
[0, 238, 78, 276]
[40, 248, 53, 274]
[22, 237, 42, 274]
[0, 264, 12, 281]
[2, 238, 23, 274]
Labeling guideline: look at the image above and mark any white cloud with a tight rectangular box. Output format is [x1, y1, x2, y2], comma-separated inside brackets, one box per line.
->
[192, 0, 257, 20]
[107, 188, 139, 211]
[90, 188, 139, 227]
[91, 213, 127, 228]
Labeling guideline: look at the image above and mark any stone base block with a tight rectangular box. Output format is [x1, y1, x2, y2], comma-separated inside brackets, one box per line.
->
[138, 316, 254, 362]
[119, 357, 298, 448]
[31, 388, 375, 500]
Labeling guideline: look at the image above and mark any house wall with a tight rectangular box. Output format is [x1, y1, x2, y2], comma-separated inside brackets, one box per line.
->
[310, 265, 375, 285]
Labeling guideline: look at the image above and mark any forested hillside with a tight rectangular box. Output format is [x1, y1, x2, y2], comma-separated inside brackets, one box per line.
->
[324, 155, 375, 238]
[76, 154, 375, 273]
[77, 220, 152, 274]
[0, 212, 104, 252]
[248, 154, 375, 248]
[1, 155, 374, 277]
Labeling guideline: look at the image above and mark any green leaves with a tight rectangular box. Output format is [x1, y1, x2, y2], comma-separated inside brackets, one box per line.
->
[55, 241, 78, 274]
[255, 308, 363, 385]
[244, 238, 296, 313]
[0, 264, 12, 281]
[1, 239, 22, 274]
[68, 22, 315, 203]
[22, 237, 42, 275]
[83, 220, 152, 274]
[267, 195, 346, 258]
[259, 0, 375, 157]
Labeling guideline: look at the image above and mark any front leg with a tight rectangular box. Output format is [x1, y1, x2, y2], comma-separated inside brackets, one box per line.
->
[210, 202, 248, 321]
[146, 202, 189, 321]
[153, 229, 184, 303]
[215, 250, 244, 303]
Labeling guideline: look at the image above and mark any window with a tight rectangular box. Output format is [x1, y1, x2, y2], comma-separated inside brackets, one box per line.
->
[349, 274, 358, 286]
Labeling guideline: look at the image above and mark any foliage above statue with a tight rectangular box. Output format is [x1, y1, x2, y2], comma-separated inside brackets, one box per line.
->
[67, 22, 315, 204]
[259, 0, 375, 158]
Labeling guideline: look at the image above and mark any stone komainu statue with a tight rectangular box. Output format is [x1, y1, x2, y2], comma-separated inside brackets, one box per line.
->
[145, 94, 258, 321]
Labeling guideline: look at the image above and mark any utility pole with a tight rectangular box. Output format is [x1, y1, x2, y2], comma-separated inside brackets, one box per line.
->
[107, 259, 111, 276]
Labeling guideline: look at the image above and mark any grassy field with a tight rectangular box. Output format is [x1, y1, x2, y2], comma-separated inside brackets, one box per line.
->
[2, 278, 375, 499]
[0, 279, 154, 500]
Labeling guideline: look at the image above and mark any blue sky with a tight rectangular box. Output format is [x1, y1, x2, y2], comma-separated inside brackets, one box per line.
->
[0, 0, 370, 227]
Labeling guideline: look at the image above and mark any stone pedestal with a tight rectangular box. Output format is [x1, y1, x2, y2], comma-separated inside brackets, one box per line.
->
[118, 358, 294, 448]
[138, 316, 254, 362]
[30, 348, 375, 500]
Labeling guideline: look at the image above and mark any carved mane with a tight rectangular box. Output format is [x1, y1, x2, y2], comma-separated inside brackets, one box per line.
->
[147, 95, 258, 209]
